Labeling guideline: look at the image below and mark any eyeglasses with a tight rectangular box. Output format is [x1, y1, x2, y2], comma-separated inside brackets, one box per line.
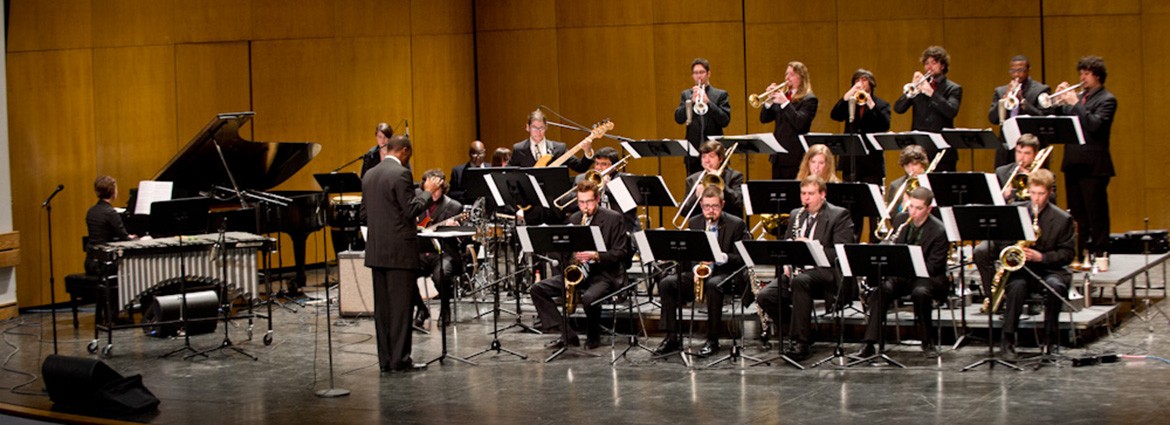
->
[700, 204, 721, 211]
[529, 125, 547, 131]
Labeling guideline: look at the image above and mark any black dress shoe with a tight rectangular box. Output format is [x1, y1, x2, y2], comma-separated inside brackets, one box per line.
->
[653, 337, 682, 355]
[785, 342, 810, 361]
[414, 307, 431, 328]
[394, 357, 427, 372]
[1000, 340, 1017, 360]
[698, 341, 720, 357]
[584, 338, 601, 350]
[854, 343, 876, 358]
[545, 336, 580, 350]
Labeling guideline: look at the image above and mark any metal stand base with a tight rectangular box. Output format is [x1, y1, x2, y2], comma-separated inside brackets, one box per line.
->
[611, 335, 655, 366]
[704, 344, 763, 368]
[847, 352, 906, 368]
[961, 356, 1023, 372]
[316, 388, 351, 398]
[467, 338, 527, 361]
[812, 346, 861, 368]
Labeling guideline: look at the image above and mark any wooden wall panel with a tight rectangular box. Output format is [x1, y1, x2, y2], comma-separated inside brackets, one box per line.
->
[1141, 9, 1170, 202]
[335, 0, 412, 38]
[6, 0, 93, 52]
[251, 0, 336, 40]
[943, 0, 1040, 18]
[334, 36, 414, 176]
[172, 0, 253, 44]
[744, 0, 836, 23]
[652, 0, 743, 24]
[556, 25, 657, 163]
[174, 43, 253, 143]
[555, 0, 653, 27]
[411, 34, 478, 176]
[7, 50, 97, 307]
[1042, 0, 1141, 16]
[413, 0, 475, 35]
[943, 17, 1043, 173]
[1043, 15, 1144, 232]
[92, 0, 175, 47]
[836, 0, 942, 21]
[475, 0, 557, 32]
[475, 29, 561, 153]
[92, 46, 178, 185]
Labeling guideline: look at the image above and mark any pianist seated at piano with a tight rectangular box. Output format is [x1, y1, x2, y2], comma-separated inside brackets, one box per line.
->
[415, 169, 466, 326]
[85, 175, 138, 276]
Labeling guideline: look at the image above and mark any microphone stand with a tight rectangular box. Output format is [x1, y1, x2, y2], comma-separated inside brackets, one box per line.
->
[41, 184, 64, 354]
[332, 153, 367, 174]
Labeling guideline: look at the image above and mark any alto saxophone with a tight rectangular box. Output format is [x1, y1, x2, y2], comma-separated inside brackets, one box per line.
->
[564, 214, 591, 314]
[984, 204, 1042, 314]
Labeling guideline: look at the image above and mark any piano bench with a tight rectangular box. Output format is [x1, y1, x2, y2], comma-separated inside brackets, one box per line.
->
[64, 273, 117, 329]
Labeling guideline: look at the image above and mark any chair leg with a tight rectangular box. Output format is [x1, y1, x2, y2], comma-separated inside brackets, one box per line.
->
[71, 295, 80, 329]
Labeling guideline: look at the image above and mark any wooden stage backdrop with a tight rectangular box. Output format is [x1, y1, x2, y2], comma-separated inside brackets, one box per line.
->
[6, 0, 1166, 308]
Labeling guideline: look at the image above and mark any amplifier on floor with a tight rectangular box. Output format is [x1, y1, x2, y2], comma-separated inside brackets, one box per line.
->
[141, 290, 220, 337]
[1109, 230, 1169, 254]
[42, 354, 160, 414]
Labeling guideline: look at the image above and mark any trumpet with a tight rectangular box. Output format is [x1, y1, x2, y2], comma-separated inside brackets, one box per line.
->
[692, 83, 709, 116]
[672, 142, 738, 229]
[1000, 79, 1023, 111]
[693, 262, 711, 303]
[902, 71, 933, 98]
[1037, 82, 1084, 108]
[749, 82, 788, 109]
[553, 155, 631, 210]
[847, 89, 870, 122]
[1000, 145, 1054, 201]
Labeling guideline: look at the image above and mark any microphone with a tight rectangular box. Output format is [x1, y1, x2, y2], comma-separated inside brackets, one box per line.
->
[404, 120, 410, 138]
[41, 185, 64, 208]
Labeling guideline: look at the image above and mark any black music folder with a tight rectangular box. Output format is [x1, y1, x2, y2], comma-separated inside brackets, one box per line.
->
[743, 180, 803, 216]
[149, 197, 212, 237]
[621, 139, 697, 158]
[921, 172, 1003, 207]
[708, 133, 784, 155]
[941, 128, 1000, 150]
[484, 171, 549, 209]
[607, 175, 676, 213]
[826, 182, 887, 219]
[939, 205, 1036, 243]
[800, 133, 868, 157]
[867, 131, 949, 152]
[1002, 116, 1085, 149]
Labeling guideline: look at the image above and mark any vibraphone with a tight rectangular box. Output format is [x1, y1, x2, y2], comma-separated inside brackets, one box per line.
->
[100, 232, 269, 311]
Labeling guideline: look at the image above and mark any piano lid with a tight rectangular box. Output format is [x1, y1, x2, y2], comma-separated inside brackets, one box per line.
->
[154, 112, 322, 191]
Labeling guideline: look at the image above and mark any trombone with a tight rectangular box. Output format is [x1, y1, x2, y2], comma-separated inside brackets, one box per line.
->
[1037, 82, 1084, 108]
[1000, 145, 1054, 201]
[672, 142, 738, 229]
[553, 155, 632, 210]
[902, 71, 933, 98]
[874, 150, 945, 240]
[749, 82, 788, 109]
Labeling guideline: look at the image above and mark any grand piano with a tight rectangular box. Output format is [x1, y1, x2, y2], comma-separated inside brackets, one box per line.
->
[124, 112, 325, 294]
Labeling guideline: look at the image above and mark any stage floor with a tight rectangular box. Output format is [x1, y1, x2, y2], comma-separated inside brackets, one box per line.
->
[2, 268, 1170, 424]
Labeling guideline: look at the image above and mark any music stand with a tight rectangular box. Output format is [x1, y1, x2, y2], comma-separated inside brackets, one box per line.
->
[517, 225, 607, 363]
[837, 243, 928, 368]
[465, 166, 517, 215]
[739, 240, 830, 369]
[921, 172, 1003, 207]
[801, 133, 868, 181]
[1002, 116, 1085, 149]
[484, 172, 546, 335]
[149, 197, 211, 238]
[421, 230, 479, 367]
[709, 133, 784, 179]
[635, 230, 720, 367]
[519, 166, 572, 204]
[940, 205, 1034, 371]
[743, 180, 803, 241]
[621, 139, 693, 225]
[827, 182, 888, 234]
[866, 131, 949, 156]
[940, 129, 1000, 171]
[608, 175, 676, 306]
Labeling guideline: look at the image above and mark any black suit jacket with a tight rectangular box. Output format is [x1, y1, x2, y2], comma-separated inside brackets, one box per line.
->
[360, 145, 382, 177]
[889, 212, 948, 282]
[681, 168, 745, 219]
[894, 75, 962, 168]
[830, 96, 891, 180]
[508, 138, 594, 173]
[992, 202, 1076, 282]
[1056, 87, 1117, 177]
[987, 78, 1051, 125]
[677, 212, 749, 281]
[361, 157, 435, 270]
[674, 85, 732, 151]
[885, 174, 913, 212]
[783, 201, 855, 267]
[565, 207, 631, 284]
[761, 94, 819, 168]
[449, 162, 486, 204]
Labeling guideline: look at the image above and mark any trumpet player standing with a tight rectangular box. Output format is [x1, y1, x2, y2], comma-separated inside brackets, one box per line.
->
[760, 61, 818, 179]
[995, 170, 1076, 358]
[856, 187, 949, 358]
[755, 176, 855, 361]
[988, 56, 1051, 167]
[894, 46, 961, 172]
[675, 58, 731, 175]
[653, 186, 749, 357]
[830, 69, 891, 186]
[530, 180, 630, 350]
[1050, 56, 1116, 258]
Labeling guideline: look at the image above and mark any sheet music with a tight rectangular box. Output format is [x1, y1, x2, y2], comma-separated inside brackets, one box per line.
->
[608, 177, 637, 213]
[709, 132, 784, 154]
[633, 231, 653, 262]
[134, 180, 173, 215]
[867, 183, 890, 220]
[517, 226, 534, 253]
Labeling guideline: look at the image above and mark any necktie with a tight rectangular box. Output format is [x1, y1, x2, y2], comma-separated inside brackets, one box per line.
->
[803, 214, 815, 238]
